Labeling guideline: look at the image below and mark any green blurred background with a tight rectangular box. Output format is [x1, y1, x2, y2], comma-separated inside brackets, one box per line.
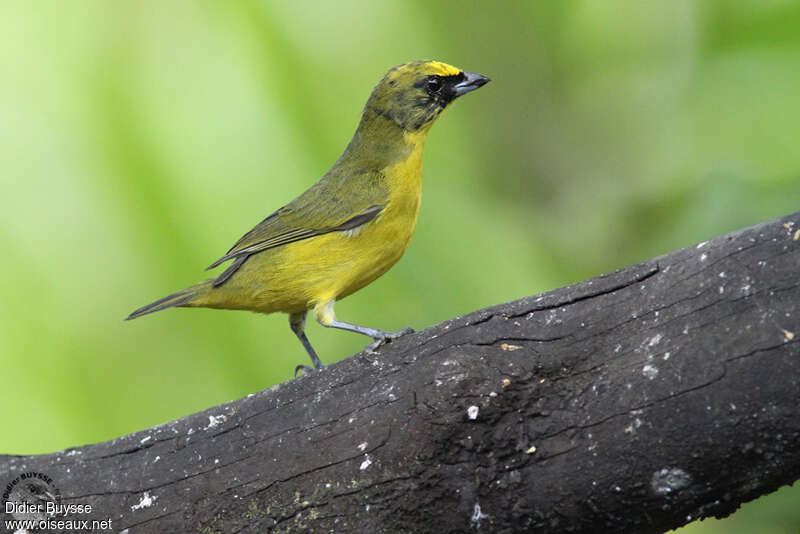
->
[2, 1, 799, 531]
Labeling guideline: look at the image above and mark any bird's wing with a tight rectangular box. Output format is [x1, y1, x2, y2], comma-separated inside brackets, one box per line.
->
[206, 171, 387, 286]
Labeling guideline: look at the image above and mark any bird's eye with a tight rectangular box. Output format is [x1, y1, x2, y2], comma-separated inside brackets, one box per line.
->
[427, 76, 442, 93]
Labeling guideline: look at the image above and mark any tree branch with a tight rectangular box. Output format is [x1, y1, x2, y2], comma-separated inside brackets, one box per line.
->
[2, 212, 799, 533]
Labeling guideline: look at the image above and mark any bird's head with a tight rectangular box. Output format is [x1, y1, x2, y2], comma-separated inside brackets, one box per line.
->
[364, 60, 490, 133]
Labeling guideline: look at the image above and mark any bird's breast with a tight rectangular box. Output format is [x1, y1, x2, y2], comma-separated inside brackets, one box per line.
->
[330, 146, 424, 300]
[376, 142, 425, 245]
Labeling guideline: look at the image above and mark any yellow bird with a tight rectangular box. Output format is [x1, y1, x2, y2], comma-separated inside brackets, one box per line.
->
[127, 60, 490, 370]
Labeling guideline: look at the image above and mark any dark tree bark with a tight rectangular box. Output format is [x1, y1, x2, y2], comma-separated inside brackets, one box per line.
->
[2, 212, 799, 534]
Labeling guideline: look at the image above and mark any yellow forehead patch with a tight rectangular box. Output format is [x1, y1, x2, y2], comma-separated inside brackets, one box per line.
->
[426, 61, 461, 76]
[382, 60, 463, 85]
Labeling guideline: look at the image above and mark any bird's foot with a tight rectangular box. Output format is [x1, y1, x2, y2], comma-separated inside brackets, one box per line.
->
[365, 326, 415, 354]
[294, 363, 324, 377]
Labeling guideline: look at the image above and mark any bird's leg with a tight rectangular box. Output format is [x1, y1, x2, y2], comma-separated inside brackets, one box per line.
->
[328, 321, 415, 353]
[289, 312, 324, 374]
[314, 300, 414, 354]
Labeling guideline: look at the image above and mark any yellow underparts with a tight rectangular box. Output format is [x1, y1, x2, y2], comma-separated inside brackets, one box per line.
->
[196, 133, 427, 320]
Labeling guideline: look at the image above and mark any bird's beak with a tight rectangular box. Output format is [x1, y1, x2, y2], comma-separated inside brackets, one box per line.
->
[452, 71, 491, 98]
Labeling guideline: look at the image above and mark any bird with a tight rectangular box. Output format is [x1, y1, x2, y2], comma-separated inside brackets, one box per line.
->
[127, 60, 490, 371]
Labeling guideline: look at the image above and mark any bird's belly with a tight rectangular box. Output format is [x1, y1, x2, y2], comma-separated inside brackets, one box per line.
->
[209, 199, 419, 314]
[333, 209, 417, 299]
[291, 196, 419, 305]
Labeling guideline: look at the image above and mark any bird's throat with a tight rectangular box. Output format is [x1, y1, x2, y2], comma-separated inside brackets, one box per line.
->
[344, 108, 432, 169]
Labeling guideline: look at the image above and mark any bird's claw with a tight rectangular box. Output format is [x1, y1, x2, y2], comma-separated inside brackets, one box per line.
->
[365, 326, 415, 354]
[294, 364, 314, 377]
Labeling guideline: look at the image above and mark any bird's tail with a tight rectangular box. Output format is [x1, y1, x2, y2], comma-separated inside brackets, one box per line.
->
[126, 280, 213, 320]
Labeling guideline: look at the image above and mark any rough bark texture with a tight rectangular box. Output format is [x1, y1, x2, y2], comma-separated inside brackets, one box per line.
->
[2, 212, 799, 534]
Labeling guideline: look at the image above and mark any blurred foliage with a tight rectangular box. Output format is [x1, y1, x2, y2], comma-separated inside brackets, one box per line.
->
[1, 1, 798, 531]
